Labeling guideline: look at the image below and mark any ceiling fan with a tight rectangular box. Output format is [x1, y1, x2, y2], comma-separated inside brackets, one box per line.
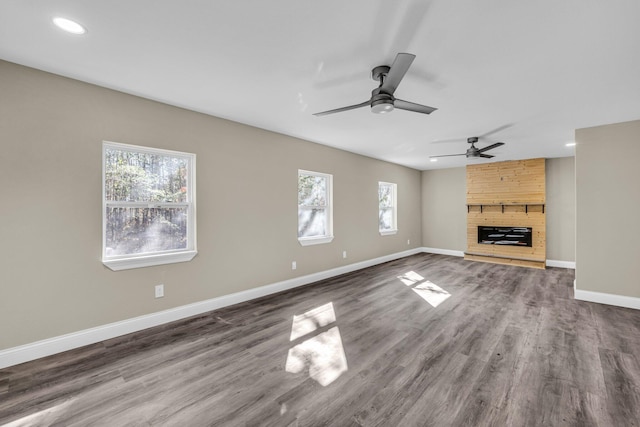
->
[430, 137, 505, 159]
[313, 53, 437, 116]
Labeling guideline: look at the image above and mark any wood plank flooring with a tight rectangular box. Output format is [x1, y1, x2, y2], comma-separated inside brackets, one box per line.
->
[1, 253, 640, 426]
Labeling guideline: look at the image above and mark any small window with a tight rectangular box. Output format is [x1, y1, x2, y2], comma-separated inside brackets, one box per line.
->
[102, 141, 197, 270]
[379, 182, 397, 235]
[298, 170, 333, 246]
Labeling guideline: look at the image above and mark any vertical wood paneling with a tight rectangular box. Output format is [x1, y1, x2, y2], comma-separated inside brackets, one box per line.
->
[466, 159, 546, 268]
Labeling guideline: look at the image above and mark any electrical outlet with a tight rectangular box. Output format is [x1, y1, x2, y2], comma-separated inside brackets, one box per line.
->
[407, 239, 411, 245]
[155, 284, 164, 298]
[343, 251, 347, 259]
[292, 261, 297, 270]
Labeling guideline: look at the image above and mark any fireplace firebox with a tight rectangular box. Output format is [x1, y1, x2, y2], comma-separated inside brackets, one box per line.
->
[478, 226, 532, 247]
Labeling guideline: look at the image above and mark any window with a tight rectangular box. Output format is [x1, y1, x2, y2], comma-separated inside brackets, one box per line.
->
[102, 141, 197, 270]
[379, 181, 397, 235]
[298, 170, 333, 246]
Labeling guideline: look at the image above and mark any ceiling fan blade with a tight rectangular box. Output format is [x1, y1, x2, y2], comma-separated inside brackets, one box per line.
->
[429, 153, 466, 158]
[477, 142, 505, 153]
[431, 137, 462, 144]
[479, 124, 513, 138]
[313, 100, 370, 116]
[478, 154, 494, 158]
[380, 53, 415, 95]
[394, 99, 437, 115]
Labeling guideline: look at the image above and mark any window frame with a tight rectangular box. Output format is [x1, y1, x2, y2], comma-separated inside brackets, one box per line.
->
[298, 169, 334, 246]
[378, 181, 398, 236]
[102, 141, 197, 271]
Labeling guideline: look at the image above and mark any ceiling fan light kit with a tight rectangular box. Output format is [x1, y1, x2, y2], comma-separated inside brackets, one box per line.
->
[371, 97, 394, 114]
[314, 53, 437, 117]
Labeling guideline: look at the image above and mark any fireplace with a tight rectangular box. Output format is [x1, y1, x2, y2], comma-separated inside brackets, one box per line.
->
[477, 226, 532, 247]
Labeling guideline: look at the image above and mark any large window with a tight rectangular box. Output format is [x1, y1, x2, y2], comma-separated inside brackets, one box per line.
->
[102, 141, 197, 270]
[379, 181, 397, 235]
[298, 170, 333, 246]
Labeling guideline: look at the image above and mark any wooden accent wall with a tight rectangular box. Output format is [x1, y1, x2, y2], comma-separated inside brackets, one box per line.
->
[466, 158, 546, 269]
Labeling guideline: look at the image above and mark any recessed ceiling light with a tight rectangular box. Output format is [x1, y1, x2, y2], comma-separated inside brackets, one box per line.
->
[430, 158, 438, 162]
[53, 17, 86, 35]
[565, 142, 576, 147]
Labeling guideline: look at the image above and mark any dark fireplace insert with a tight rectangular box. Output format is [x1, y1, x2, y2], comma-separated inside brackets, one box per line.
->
[478, 226, 532, 247]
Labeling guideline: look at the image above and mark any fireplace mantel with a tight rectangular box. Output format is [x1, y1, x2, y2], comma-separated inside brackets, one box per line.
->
[466, 203, 545, 214]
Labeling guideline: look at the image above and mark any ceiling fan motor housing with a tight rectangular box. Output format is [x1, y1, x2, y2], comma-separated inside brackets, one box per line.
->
[466, 137, 479, 157]
[371, 65, 391, 83]
[371, 90, 395, 113]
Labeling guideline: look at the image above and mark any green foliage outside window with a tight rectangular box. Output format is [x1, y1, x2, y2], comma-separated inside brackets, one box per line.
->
[104, 147, 191, 256]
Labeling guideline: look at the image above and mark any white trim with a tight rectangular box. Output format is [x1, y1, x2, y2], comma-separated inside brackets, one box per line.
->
[575, 287, 640, 310]
[103, 140, 195, 158]
[103, 250, 198, 271]
[421, 247, 465, 257]
[0, 248, 421, 369]
[378, 181, 397, 233]
[545, 259, 576, 269]
[298, 169, 333, 243]
[102, 141, 197, 271]
[298, 236, 335, 246]
[420, 248, 577, 269]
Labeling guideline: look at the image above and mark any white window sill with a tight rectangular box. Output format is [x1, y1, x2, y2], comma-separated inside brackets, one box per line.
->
[379, 229, 398, 236]
[298, 236, 334, 246]
[102, 250, 198, 271]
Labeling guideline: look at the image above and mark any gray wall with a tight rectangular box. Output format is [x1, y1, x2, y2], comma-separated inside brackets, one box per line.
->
[546, 157, 576, 262]
[576, 119, 640, 297]
[0, 60, 422, 350]
[421, 167, 467, 251]
[421, 159, 576, 261]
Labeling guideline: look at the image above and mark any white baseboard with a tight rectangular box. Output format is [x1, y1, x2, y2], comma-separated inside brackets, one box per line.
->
[421, 249, 576, 270]
[575, 287, 640, 310]
[421, 247, 465, 257]
[546, 259, 576, 269]
[0, 248, 422, 369]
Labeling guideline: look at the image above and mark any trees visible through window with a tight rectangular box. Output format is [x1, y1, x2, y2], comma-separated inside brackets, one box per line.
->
[102, 141, 196, 270]
[298, 170, 333, 246]
[379, 182, 397, 235]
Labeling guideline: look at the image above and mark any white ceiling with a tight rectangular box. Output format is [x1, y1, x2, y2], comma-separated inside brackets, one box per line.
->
[2, 0, 639, 170]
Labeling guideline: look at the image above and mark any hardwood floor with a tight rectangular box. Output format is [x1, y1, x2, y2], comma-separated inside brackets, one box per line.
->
[1, 253, 640, 426]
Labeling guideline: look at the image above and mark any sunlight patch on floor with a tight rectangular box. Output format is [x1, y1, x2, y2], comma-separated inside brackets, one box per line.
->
[397, 270, 425, 286]
[398, 271, 451, 307]
[412, 281, 451, 307]
[286, 326, 348, 387]
[289, 302, 336, 341]
[286, 302, 348, 386]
